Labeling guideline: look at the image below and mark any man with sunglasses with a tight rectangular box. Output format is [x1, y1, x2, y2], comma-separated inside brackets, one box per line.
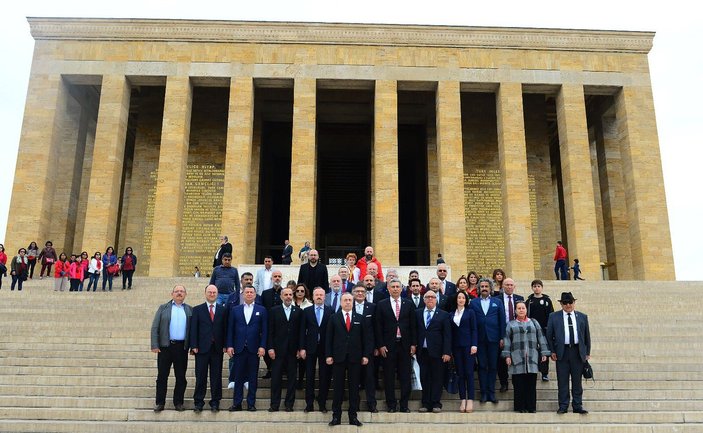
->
[547, 292, 591, 415]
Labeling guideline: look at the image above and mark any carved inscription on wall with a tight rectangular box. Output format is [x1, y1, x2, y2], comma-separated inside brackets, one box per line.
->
[528, 174, 541, 272]
[178, 164, 224, 275]
[464, 168, 505, 276]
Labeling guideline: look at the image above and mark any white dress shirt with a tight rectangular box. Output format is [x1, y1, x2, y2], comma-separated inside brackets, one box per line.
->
[563, 311, 579, 344]
[243, 302, 255, 324]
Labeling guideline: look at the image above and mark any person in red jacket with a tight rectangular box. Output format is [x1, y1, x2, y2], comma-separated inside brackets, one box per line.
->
[356, 246, 384, 282]
[0, 244, 7, 290]
[553, 241, 568, 280]
[54, 253, 69, 292]
[68, 255, 85, 292]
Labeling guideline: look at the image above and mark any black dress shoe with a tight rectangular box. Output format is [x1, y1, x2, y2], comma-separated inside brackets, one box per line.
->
[174, 404, 185, 412]
[400, 407, 410, 413]
[499, 385, 508, 393]
[489, 398, 499, 404]
[349, 418, 363, 427]
[388, 407, 396, 413]
[285, 406, 293, 412]
[480, 397, 487, 403]
[268, 407, 279, 412]
[573, 408, 589, 414]
[368, 406, 378, 413]
[153, 404, 165, 412]
[247, 405, 257, 412]
[211, 405, 219, 413]
[194, 405, 203, 413]
[304, 406, 314, 413]
[229, 404, 243, 412]
[319, 406, 328, 414]
[329, 418, 341, 426]
[556, 408, 568, 414]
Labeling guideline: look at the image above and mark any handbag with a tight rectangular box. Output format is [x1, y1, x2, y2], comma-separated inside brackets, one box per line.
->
[582, 360, 594, 379]
[444, 361, 459, 394]
[107, 264, 120, 276]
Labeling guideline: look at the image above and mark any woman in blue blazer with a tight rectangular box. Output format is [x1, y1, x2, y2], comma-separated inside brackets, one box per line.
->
[451, 291, 478, 413]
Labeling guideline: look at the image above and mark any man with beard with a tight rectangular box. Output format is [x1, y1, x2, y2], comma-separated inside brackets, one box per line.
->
[298, 249, 329, 292]
[356, 246, 384, 282]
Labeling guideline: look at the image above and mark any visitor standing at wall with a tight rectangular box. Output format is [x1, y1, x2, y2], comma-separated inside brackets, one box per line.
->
[10, 248, 29, 291]
[553, 241, 569, 280]
[121, 247, 137, 290]
[53, 253, 68, 292]
[38, 241, 56, 279]
[86, 252, 101, 292]
[26, 241, 39, 279]
[0, 244, 7, 290]
[102, 247, 118, 291]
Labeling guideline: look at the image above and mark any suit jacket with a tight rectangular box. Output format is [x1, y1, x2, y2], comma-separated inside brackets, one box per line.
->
[546, 310, 591, 362]
[297, 262, 330, 292]
[354, 301, 376, 348]
[213, 242, 232, 268]
[261, 286, 284, 311]
[442, 280, 457, 297]
[299, 304, 333, 355]
[415, 308, 452, 358]
[407, 293, 425, 310]
[451, 308, 478, 349]
[325, 289, 344, 313]
[225, 291, 261, 310]
[469, 296, 506, 343]
[190, 302, 228, 354]
[374, 297, 417, 353]
[267, 304, 303, 356]
[325, 309, 373, 363]
[342, 281, 354, 293]
[282, 244, 293, 264]
[254, 268, 273, 295]
[226, 303, 268, 354]
[494, 292, 525, 322]
[151, 301, 193, 350]
[436, 293, 449, 312]
[366, 288, 389, 304]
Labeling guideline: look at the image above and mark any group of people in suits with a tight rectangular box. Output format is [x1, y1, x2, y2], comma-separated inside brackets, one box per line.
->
[150, 258, 592, 425]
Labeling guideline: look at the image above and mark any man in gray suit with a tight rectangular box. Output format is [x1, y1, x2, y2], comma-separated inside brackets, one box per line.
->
[547, 292, 591, 414]
[151, 285, 193, 412]
[326, 274, 344, 313]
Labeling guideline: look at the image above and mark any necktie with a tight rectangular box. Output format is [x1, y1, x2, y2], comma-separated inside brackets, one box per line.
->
[395, 299, 401, 338]
[426, 309, 432, 328]
[285, 307, 290, 321]
[332, 292, 338, 311]
[345, 312, 351, 332]
[316, 306, 322, 326]
[568, 313, 575, 345]
[209, 304, 214, 322]
[508, 295, 514, 321]
[414, 296, 419, 307]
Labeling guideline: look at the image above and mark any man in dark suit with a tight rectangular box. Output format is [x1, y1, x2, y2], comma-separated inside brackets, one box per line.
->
[260, 270, 284, 379]
[547, 292, 591, 415]
[326, 292, 373, 427]
[226, 286, 267, 412]
[337, 266, 354, 293]
[352, 283, 379, 412]
[299, 287, 333, 413]
[267, 286, 303, 412]
[213, 235, 232, 268]
[325, 274, 344, 313]
[415, 290, 452, 413]
[281, 239, 293, 265]
[407, 278, 425, 309]
[297, 249, 329, 292]
[436, 263, 456, 297]
[150, 285, 192, 412]
[469, 278, 505, 404]
[375, 278, 417, 412]
[362, 274, 388, 304]
[427, 278, 449, 311]
[190, 284, 228, 412]
[494, 277, 524, 393]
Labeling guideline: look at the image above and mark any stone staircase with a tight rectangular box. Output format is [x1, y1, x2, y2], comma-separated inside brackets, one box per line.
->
[0, 278, 701, 432]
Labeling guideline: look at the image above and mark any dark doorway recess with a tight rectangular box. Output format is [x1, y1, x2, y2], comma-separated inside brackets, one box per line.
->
[398, 124, 429, 265]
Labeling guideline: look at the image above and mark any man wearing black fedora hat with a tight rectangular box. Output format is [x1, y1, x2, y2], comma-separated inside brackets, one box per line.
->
[546, 292, 591, 414]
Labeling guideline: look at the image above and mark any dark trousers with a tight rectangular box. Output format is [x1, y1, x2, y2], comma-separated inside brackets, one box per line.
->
[87, 272, 100, 291]
[102, 268, 113, 291]
[453, 346, 476, 400]
[360, 354, 377, 408]
[539, 330, 550, 376]
[556, 345, 585, 410]
[122, 270, 134, 289]
[270, 352, 298, 409]
[193, 349, 224, 408]
[40, 262, 53, 278]
[305, 348, 331, 408]
[476, 341, 499, 400]
[383, 342, 412, 410]
[332, 360, 361, 420]
[11, 275, 24, 291]
[155, 341, 188, 406]
[512, 373, 537, 412]
[233, 351, 259, 407]
[555, 260, 568, 280]
[69, 278, 81, 292]
[418, 349, 445, 409]
[28, 259, 37, 278]
[498, 351, 509, 388]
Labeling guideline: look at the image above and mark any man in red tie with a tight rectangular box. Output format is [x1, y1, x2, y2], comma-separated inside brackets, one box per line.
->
[189, 284, 229, 412]
[326, 291, 373, 426]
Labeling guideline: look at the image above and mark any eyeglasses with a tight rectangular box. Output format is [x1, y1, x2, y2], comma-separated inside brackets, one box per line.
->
[437, 269, 447, 272]
[561, 301, 573, 305]
[296, 289, 306, 293]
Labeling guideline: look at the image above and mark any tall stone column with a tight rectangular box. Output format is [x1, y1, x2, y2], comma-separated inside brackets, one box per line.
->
[496, 82, 535, 280]
[614, 86, 674, 280]
[80, 75, 131, 251]
[289, 78, 317, 262]
[149, 76, 193, 277]
[436, 81, 468, 275]
[555, 84, 601, 280]
[5, 75, 70, 250]
[372, 80, 399, 265]
[221, 77, 254, 265]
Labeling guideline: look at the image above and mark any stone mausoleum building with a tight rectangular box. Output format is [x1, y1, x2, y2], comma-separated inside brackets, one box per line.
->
[6, 18, 675, 280]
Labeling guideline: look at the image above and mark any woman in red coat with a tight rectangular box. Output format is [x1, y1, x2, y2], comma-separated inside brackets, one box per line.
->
[54, 253, 69, 292]
[0, 244, 8, 290]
